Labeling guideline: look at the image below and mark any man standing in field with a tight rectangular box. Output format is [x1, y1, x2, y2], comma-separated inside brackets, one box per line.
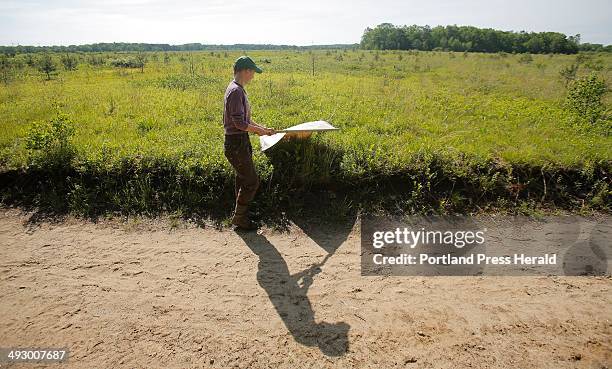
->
[223, 56, 275, 230]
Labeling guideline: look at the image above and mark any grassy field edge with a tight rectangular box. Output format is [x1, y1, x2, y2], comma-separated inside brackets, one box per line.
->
[1, 140, 609, 223]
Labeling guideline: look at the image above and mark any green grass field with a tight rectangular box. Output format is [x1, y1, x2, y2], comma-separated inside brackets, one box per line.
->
[0, 50, 610, 219]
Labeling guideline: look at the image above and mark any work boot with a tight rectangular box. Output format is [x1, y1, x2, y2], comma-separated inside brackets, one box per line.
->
[231, 203, 257, 231]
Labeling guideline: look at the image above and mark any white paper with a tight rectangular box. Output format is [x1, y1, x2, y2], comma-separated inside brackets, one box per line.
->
[259, 120, 338, 151]
[280, 120, 338, 132]
[260, 132, 286, 151]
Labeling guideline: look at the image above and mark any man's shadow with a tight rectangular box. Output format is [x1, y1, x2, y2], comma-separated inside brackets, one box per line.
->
[236, 213, 356, 357]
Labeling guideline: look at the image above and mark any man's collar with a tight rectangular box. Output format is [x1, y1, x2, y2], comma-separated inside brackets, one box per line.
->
[233, 79, 244, 88]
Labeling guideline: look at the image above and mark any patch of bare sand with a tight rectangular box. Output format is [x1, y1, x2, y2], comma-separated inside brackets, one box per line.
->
[0, 208, 610, 368]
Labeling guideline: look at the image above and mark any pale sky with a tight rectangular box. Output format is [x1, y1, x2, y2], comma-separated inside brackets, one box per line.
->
[1, 0, 611, 46]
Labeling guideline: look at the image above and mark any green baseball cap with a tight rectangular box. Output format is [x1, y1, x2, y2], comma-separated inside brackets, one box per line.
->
[233, 56, 263, 73]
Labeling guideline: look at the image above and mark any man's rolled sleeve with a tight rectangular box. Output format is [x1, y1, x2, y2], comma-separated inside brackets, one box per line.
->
[227, 91, 249, 131]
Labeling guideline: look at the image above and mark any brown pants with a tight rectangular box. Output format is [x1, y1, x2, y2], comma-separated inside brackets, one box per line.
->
[224, 133, 260, 206]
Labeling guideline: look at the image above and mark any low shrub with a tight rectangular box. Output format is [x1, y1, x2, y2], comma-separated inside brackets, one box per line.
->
[109, 57, 144, 69]
[565, 72, 608, 125]
[25, 112, 76, 169]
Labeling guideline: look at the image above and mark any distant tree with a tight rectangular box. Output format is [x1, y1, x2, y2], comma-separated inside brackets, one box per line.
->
[0, 55, 15, 85]
[37, 54, 57, 80]
[60, 54, 78, 71]
[25, 54, 36, 67]
[135, 53, 147, 73]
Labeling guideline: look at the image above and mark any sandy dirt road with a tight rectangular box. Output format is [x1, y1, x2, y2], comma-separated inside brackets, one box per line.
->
[0, 208, 610, 368]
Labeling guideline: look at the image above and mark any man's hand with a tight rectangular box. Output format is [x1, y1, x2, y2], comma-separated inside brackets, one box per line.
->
[246, 122, 276, 136]
[254, 126, 276, 136]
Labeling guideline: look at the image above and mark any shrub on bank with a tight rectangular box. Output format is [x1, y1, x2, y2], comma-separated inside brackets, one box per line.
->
[565, 72, 609, 126]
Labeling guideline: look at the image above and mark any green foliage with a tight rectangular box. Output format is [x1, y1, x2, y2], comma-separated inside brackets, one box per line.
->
[37, 54, 57, 80]
[25, 111, 76, 168]
[583, 58, 604, 71]
[60, 54, 79, 71]
[575, 53, 590, 65]
[87, 54, 105, 66]
[136, 117, 156, 135]
[559, 63, 579, 86]
[565, 72, 608, 125]
[109, 57, 145, 69]
[0, 54, 15, 85]
[25, 54, 36, 67]
[135, 53, 147, 72]
[578, 43, 612, 52]
[361, 24, 583, 54]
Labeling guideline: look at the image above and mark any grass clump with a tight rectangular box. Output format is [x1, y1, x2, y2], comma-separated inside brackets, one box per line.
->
[156, 74, 221, 90]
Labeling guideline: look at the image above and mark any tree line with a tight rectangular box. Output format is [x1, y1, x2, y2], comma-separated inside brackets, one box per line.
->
[360, 24, 611, 54]
[2, 25, 610, 55]
[0, 43, 358, 55]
